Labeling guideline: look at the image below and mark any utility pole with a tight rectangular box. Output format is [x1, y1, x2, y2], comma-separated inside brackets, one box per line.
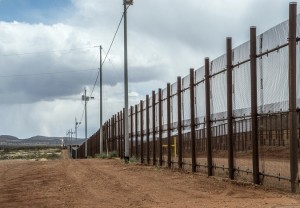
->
[70, 129, 73, 145]
[84, 89, 88, 157]
[99, 45, 103, 154]
[82, 88, 94, 158]
[65, 130, 69, 147]
[75, 117, 81, 140]
[123, 0, 133, 162]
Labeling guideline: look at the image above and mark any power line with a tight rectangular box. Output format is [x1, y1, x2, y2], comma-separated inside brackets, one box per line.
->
[88, 8, 126, 98]
[77, 6, 130, 131]
[102, 48, 116, 69]
[79, 106, 85, 125]
[102, 6, 127, 67]
[89, 70, 100, 97]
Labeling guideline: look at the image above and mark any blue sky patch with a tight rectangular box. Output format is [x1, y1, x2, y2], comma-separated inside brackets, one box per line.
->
[0, 0, 73, 24]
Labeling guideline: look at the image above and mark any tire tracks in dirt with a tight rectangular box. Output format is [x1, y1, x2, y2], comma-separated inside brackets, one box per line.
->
[0, 151, 299, 208]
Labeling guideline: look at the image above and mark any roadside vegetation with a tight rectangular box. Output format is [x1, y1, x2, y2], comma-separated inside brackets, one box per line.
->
[0, 146, 61, 160]
[95, 151, 118, 159]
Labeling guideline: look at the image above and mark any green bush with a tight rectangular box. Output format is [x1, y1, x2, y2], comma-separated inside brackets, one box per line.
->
[129, 156, 139, 163]
[108, 151, 118, 158]
[95, 153, 108, 159]
[95, 151, 118, 159]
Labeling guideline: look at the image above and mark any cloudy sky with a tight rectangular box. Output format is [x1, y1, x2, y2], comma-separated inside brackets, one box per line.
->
[0, 0, 295, 139]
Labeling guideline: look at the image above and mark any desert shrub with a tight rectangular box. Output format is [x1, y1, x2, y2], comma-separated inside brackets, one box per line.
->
[95, 151, 118, 159]
[129, 156, 139, 163]
[108, 151, 118, 158]
[95, 153, 107, 159]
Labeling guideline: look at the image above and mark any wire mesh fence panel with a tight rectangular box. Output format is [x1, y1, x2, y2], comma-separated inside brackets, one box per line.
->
[194, 67, 207, 172]
[181, 75, 192, 170]
[256, 19, 292, 190]
[257, 19, 288, 113]
[211, 121, 229, 178]
[196, 128, 207, 174]
[148, 96, 153, 163]
[233, 117, 253, 182]
[211, 54, 227, 120]
[209, 54, 229, 177]
[170, 83, 178, 166]
[232, 43, 250, 115]
[154, 92, 161, 164]
[258, 113, 291, 191]
[171, 82, 178, 131]
[182, 132, 192, 171]
[195, 66, 206, 126]
[258, 49, 289, 113]
[148, 134, 153, 163]
[182, 75, 191, 130]
[161, 88, 168, 167]
[96, 9, 300, 192]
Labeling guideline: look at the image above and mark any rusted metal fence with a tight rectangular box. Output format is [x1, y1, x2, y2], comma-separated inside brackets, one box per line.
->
[73, 3, 300, 192]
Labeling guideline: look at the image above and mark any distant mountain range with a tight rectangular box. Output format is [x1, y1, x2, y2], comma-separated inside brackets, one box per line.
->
[0, 135, 85, 147]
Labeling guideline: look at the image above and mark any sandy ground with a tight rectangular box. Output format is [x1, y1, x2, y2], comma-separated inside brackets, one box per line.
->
[0, 150, 299, 208]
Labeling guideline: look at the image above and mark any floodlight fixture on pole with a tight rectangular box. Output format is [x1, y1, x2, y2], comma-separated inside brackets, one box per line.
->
[123, 0, 133, 162]
[125, 0, 133, 5]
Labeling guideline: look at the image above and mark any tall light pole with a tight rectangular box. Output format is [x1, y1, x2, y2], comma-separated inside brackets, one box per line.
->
[82, 88, 94, 157]
[123, 0, 133, 162]
[99, 45, 103, 154]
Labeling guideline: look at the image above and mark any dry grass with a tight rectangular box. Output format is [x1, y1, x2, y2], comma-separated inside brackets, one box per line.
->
[0, 147, 61, 160]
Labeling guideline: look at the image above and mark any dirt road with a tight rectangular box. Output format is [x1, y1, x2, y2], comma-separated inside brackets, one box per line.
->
[0, 150, 299, 208]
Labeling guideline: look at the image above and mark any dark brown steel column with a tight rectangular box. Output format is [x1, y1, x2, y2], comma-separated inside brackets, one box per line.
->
[158, 88, 163, 166]
[289, 2, 298, 193]
[140, 100, 144, 163]
[152, 90, 156, 165]
[120, 111, 122, 157]
[146, 95, 150, 164]
[118, 112, 121, 157]
[104, 122, 107, 154]
[110, 119, 112, 152]
[130, 106, 133, 157]
[135, 104, 139, 159]
[190, 68, 197, 172]
[177, 76, 183, 169]
[227, 37, 234, 180]
[114, 114, 117, 152]
[110, 117, 113, 152]
[250, 26, 259, 185]
[111, 117, 114, 152]
[111, 117, 113, 152]
[122, 108, 125, 159]
[108, 119, 110, 152]
[205, 58, 213, 176]
[167, 83, 172, 168]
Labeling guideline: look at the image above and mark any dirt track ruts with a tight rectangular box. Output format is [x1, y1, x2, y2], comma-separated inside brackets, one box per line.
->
[0, 150, 299, 208]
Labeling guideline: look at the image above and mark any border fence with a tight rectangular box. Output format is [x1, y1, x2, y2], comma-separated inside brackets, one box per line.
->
[73, 2, 300, 193]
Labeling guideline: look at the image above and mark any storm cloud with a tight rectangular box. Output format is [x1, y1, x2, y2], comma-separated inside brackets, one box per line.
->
[0, 0, 293, 138]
